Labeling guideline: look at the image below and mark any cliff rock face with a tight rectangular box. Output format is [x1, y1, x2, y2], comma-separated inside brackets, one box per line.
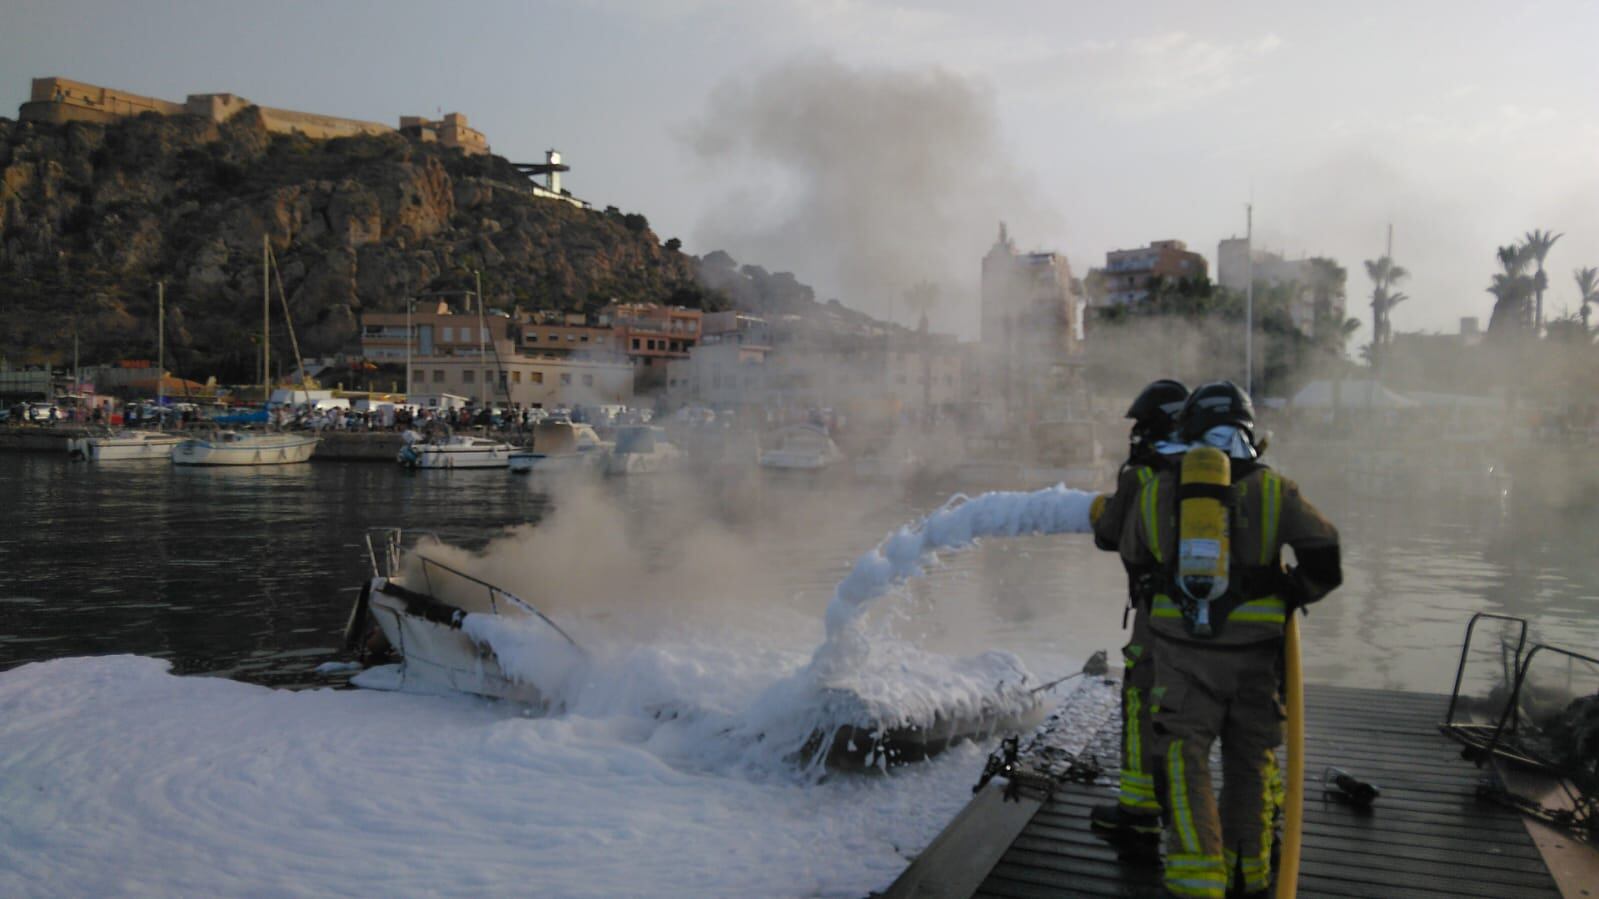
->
[0, 109, 702, 378]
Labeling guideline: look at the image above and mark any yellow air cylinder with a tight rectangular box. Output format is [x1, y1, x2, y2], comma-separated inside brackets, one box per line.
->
[1176, 446, 1230, 636]
[1089, 493, 1109, 527]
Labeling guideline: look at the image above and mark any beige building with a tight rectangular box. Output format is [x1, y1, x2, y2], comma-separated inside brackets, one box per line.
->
[979, 223, 1083, 423]
[1217, 238, 1345, 336]
[360, 306, 633, 408]
[411, 355, 633, 408]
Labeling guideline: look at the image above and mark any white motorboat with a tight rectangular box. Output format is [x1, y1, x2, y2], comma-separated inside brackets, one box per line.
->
[759, 424, 845, 471]
[344, 529, 582, 705]
[604, 426, 685, 476]
[68, 430, 186, 462]
[398, 435, 515, 470]
[508, 421, 608, 474]
[171, 430, 318, 466]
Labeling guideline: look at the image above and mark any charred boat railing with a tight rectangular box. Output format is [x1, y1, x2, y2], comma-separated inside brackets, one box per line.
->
[415, 556, 583, 651]
[1441, 611, 1598, 842]
[363, 527, 582, 652]
[1441, 612, 1529, 756]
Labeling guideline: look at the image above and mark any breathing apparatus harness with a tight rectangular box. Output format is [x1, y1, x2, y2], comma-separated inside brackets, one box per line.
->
[1149, 448, 1283, 642]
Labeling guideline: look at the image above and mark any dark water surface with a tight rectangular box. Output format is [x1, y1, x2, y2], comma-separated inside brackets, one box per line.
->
[2, 451, 1595, 694]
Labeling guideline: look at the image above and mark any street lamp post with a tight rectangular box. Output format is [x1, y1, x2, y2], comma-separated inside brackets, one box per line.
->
[1245, 203, 1254, 396]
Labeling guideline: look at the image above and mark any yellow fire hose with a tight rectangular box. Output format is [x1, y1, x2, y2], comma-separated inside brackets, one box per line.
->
[1276, 613, 1304, 899]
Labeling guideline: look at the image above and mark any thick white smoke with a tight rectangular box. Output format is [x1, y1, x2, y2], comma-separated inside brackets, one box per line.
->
[687, 57, 1059, 336]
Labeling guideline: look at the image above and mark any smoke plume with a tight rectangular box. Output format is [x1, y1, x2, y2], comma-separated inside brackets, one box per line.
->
[687, 57, 1057, 336]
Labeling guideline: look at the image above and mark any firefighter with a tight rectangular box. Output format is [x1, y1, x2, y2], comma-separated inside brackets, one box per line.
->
[1089, 378, 1189, 843]
[1121, 380, 1341, 899]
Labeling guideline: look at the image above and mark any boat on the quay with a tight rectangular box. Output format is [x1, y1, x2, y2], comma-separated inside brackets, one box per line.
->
[171, 429, 318, 466]
[398, 434, 516, 469]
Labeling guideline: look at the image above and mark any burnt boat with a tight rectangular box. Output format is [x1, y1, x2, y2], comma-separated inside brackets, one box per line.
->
[343, 528, 582, 707]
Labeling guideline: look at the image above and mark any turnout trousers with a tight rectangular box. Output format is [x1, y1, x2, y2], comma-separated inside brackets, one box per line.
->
[1117, 605, 1161, 816]
[1150, 636, 1284, 898]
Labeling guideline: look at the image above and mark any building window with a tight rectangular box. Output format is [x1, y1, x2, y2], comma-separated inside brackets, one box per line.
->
[432, 370, 444, 383]
[582, 374, 594, 387]
[580, 335, 589, 342]
[567, 335, 576, 342]
[442, 327, 453, 342]
[462, 370, 474, 384]
[412, 369, 424, 382]
[595, 336, 605, 344]
[531, 372, 544, 385]
[512, 371, 522, 384]
[632, 338, 641, 350]
[498, 371, 508, 388]
[481, 328, 489, 342]
[560, 373, 572, 386]
[527, 334, 539, 342]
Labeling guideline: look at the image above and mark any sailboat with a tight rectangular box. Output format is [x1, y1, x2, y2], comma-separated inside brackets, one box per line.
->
[173, 236, 319, 467]
[69, 282, 187, 461]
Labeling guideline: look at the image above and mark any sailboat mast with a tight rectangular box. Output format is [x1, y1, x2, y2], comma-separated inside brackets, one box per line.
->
[263, 234, 271, 404]
[476, 269, 486, 410]
[158, 281, 165, 410]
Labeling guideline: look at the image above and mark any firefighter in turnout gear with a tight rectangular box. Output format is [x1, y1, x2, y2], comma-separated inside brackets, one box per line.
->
[1120, 381, 1342, 899]
[1089, 379, 1189, 843]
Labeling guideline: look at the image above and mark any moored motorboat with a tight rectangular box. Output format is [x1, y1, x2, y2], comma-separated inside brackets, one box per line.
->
[171, 430, 318, 466]
[759, 424, 845, 471]
[68, 429, 186, 462]
[604, 425, 685, 476]
[398, 434, 515, 470]
[508, 421, 609, 474]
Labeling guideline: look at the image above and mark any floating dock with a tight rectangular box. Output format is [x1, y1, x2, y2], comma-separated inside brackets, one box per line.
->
[886, 683, 1583, 898]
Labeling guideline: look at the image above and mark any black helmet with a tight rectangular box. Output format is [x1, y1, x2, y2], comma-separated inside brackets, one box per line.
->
[1125, 379, 1189, 428]
[1177, 380, 1254, 441]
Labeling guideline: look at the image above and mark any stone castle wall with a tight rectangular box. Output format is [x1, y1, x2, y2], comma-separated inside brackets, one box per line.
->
[20, 77, 477, 150]
[21, 77, 185, 126]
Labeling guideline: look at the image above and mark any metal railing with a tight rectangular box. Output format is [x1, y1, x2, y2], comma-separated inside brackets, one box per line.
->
[364, 527, 581, 652]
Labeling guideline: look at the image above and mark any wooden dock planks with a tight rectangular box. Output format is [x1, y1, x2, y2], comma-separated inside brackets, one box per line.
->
[889, 684, 1567, 898]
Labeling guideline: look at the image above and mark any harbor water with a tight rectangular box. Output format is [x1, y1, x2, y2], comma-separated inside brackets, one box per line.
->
[2, 452, 1597, 693]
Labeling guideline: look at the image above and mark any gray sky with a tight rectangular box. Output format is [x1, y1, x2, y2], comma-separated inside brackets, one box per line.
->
[5, 0, 1597, 339]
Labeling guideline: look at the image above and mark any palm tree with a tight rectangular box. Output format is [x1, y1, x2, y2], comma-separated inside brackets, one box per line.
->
[1363, 255, 1408, 370]
[1487, 243, 1537, 337]
[1306, 257, 1347, 339]
[1575, 267, 1599, 334]
[1523, 229, 1562, 331]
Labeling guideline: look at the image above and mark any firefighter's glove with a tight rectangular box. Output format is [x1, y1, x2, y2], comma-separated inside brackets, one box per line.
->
[1089, 493, 1109, 526]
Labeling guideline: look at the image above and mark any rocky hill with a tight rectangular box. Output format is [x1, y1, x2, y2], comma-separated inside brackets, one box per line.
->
[0, 108, 715, 380]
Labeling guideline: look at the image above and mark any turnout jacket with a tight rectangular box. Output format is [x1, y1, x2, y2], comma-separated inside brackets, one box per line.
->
[1094, 455, 1172, 552]
[1119, 461, 1341, 645]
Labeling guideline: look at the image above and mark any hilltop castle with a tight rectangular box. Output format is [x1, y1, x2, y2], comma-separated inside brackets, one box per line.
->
[18, 76, 489, 156]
